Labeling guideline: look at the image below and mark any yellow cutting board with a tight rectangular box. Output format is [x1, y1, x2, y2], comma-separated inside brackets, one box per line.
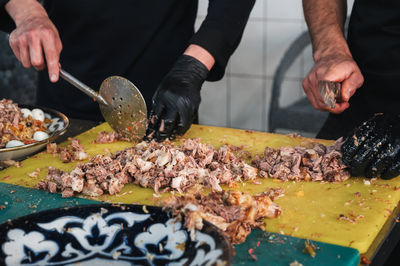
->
[1, 123, 400, 254]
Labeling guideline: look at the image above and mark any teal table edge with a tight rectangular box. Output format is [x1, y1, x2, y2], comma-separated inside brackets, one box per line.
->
[0, 182, 360, 266]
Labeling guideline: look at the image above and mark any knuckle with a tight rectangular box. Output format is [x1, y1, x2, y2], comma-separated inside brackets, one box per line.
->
[18, 35, 27, 45]
[302, 79, 307, 88]
[27, 30, 37, 41]
[31, 59, 43, 67]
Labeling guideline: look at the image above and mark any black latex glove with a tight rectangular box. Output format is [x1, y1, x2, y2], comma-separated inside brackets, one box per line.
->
[341, 113, 400, 179]
[144, 55, 209, 142]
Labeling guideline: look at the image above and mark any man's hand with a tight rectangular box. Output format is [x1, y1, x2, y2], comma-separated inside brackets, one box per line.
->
[302, 0, 364, 114]
[144, 51, 210, 142]
[302, 52, 364, 114]
[341, 113, 400, 179]
[5, 0, 62, 82]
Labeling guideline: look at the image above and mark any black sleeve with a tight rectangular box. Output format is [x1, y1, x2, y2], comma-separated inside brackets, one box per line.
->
[0, 0, 16, 33]
[190, 0, 255, 81]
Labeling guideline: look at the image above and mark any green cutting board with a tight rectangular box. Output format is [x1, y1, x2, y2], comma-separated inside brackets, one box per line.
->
[1, 123, 400, 254]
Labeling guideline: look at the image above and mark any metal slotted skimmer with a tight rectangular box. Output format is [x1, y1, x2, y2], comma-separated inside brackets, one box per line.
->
[60, 69, 147, 141]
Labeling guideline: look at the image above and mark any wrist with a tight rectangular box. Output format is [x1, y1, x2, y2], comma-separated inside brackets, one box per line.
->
[184, 44, 215, 71]
[313, 41, 352, 62]
[310, 25, 352, 62]
[5, 0, 47, 26]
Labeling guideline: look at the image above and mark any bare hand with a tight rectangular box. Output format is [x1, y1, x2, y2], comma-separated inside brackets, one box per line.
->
[6, 0, 62, 82]
[302, 53, 364, 114]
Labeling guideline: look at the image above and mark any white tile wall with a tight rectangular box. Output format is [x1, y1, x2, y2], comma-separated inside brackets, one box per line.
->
[266, 0, 304, 20]
[230, 20, 264, 76]
[266, 21, 303, 78]
[199, 77, 228, 127]
[198, 0, 355, 134]
[250, 0, 264, 19]
[278, 79, 303, 108]
[230, 77, 264, 131]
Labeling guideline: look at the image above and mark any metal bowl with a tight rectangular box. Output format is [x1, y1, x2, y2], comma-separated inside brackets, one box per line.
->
[0, 105, 69, 161]
[0, 204, 233, 266]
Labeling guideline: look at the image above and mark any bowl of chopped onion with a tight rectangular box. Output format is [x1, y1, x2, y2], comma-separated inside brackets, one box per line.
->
[0, 99, 69, 161]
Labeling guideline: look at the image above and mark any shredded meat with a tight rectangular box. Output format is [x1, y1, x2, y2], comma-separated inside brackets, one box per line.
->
[253, 138, 350, 182]
[0, 159, 22, 168]
[38, 138, 258, 197]
[0, 99, 21, 128]
[92, 131, 129, 144]
[46, 139, 89, 163]
[164, 189, 281, 244]
[0, 99, 50, 148]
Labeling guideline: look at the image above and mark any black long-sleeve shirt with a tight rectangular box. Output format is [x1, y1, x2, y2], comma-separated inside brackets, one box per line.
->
[0, 0, 255, 120]
[317, 0, 400, 139]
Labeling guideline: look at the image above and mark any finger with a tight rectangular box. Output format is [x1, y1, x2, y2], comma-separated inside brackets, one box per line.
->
[148, 101, 164, 130]
[174, 109, 194, 137]
[341, 114, 383, 165]
[382, 158, 400, 179]
[329, 102, 349, 114]
[343, 115, 388, 176]
[341, 70, 364, 102]
[162, 111, 178, 140]
[347, 133, 382, 176]
[18, 35, 31, 68]
[54, 29, 63, 54]
[41, 32, 60, 82]
[9, 32, 21, 61]
[144, 102, 164, 140]
[309, 71, 332, 111]
[155, 111, 178, 142]
[28, 32, 45, 70]
[366, 142, 400, 178]
[302, 77, 317, 107]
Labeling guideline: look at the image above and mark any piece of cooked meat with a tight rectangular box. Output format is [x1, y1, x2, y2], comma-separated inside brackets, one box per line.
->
[253, 138, 350, 182]
[47, 139, 89, 163]
[164, 189, 281, 244]
[46, 143, 59, 154]
[38, 138, 258, 197]
[92, 131, 129, 144]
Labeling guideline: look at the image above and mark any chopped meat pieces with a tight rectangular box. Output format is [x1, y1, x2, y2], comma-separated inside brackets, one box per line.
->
[47, 140, 89, 163]
[46, 143, 58, 154]
[253, 138, 350, 182]
[38, 138, 258, 197]
[0, 99, 50, 147]
[92, 131, 129, 144]
[164, 189, 281, 244]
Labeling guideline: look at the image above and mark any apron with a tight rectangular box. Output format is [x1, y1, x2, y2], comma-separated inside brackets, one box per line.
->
[317, 0, 400, 139]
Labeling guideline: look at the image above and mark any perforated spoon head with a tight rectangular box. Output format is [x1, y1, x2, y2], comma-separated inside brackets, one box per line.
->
[99, 76, 147, 141]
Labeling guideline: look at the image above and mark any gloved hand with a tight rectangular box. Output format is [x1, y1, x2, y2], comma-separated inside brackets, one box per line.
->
[341, 113, 400, 179]
[145, 54, 209, 142]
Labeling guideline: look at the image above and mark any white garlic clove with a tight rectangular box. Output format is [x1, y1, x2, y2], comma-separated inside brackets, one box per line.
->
[44, 113, 52, 120]
[6, 140, 25, 148]
[33, 131, 50, 141]
[31, 108, 45, 122]
[20, 108, 32, 119]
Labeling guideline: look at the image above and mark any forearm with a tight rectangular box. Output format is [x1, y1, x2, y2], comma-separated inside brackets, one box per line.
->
[5, 0, 47, 26]
[303, 0, 350, 61]
[184, 44, 215, 71]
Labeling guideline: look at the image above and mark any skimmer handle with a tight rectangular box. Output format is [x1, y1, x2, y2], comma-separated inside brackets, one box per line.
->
[60, 69, 108, 106]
